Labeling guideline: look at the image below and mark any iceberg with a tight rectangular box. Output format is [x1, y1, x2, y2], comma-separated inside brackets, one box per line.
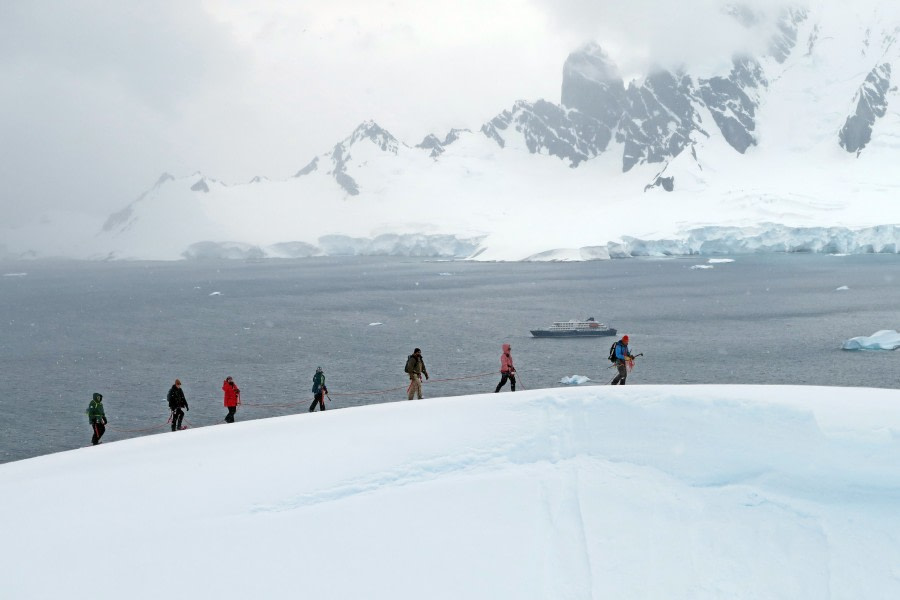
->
[841, 330, 900, 350]
[559, 375, 591, 385]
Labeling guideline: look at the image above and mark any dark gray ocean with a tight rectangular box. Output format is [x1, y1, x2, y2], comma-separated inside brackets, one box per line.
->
[1, 254, 898, 463]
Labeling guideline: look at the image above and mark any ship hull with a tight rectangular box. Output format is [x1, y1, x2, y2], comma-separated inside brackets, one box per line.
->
[530, 328, 617, 338]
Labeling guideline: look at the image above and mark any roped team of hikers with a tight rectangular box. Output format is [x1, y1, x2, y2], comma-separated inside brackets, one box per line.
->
[87, 337, 638, 445]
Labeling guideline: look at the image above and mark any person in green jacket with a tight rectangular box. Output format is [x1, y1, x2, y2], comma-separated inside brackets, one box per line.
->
[87, 393, 108, 445]
[309, 367, 329, 412]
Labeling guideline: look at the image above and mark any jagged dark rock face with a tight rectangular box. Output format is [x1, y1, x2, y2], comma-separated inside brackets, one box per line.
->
[295, 157, 319, 177]
[617, 70, 703, 172]
[560, 43, 626, 130]
[315, 122, 402, 195]
[481, 100, 613, 166]
[190, 178, 210, 193]
[559, 47, 768, 172]
[840, 63, 892, 155]
[769, 7, 807, 63]
[330, 143, 359, 196]
[416, 134, 444, 158]
[698, 57, 767, 153]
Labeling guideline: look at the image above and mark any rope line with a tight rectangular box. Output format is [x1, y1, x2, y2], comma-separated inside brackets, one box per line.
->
[99, 368, 603, 437]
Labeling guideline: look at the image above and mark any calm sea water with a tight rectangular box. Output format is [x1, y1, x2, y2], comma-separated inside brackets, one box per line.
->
[1, 254, 898, 463]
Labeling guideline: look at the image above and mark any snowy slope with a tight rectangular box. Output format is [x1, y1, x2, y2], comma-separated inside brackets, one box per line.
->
[2, 385, 899, 599]
[6, 1, 900, 261]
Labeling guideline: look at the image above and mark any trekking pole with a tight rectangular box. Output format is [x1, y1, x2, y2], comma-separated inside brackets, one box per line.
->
[515, 371, 525, 390]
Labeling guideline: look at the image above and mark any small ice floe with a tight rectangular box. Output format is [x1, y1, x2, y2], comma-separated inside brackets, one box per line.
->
[438, 272, 453, 276]
[209, 291, 222, 296]
[2, 273, 27, 277]
[708, 258, 734, 264]
[835, 285, 850, 291]
[369, 322, 383, 326]
[690, 265, 714, 270]
[560, 375, 591, 385]
[841, 330, 900, 351]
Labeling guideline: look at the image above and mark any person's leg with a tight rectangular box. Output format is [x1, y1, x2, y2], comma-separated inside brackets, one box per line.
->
[495, 373, 509, 393]
[309, 398, 318, 412]
[407, 378, 416, 400]
[176, 409, 185, 429]
[610, 363, 625, 385]
[509, 373, 516, 391]
[91, 424, 100, 445]
[97, 423, 105, 442]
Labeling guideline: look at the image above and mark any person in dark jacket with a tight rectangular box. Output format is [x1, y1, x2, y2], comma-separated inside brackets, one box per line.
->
[167, 378, 189, 431]
[405, 348, 429, 400]
[223, 376, 240, 423]
[610, 335, 635, 385]
[309, 366, 328, 412]
[494, 343, 516, 392]
[87, 392, 108, 445]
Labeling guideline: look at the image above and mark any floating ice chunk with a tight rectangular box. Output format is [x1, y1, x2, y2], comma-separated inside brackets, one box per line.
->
[708, 258, 734, 264]
[209, 291, 222, 296]
[835, 286, 850, 291]
[2, 273, 27, 277]
[369, 322, 383, 326]
[560, 375, 591, 385]
[841, 330, 900, 351]
[690, 265, 714, 270]
[438, 272, 453, 276]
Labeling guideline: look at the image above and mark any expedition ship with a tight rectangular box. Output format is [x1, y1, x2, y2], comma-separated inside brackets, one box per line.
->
[530, 317, 616, 338]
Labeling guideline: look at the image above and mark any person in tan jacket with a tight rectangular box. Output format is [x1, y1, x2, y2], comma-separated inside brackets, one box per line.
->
[404, 348, 429, 400]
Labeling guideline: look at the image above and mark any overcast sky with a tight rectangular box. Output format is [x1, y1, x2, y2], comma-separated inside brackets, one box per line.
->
[0, 0, 795, 225]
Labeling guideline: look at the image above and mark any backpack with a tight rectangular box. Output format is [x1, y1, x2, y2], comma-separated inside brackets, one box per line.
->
[608, 341, 619, 363]
[404, 355, 413, 373]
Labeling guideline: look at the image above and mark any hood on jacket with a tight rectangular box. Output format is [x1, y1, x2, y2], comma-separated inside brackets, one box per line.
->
[92, 392, 102, 402]
[502, 343, 511, 353]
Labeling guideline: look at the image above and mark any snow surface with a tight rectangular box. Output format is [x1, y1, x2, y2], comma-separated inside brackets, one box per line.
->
[2, 385, 900, 599]
[841, 329, 900, 350]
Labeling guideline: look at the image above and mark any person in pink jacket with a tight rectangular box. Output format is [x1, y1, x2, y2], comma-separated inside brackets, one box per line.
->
[223, 376, 241, 423]
[494, 343, 516, 392]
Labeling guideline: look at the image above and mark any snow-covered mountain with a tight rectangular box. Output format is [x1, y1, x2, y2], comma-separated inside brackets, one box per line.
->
[9, 1, 900, 261]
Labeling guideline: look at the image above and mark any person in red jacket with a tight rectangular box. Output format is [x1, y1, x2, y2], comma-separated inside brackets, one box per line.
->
[223, 376, 241, 423]
[494, 343, 516, 392]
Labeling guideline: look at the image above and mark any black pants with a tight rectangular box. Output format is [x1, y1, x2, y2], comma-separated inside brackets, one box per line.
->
[171, 408, 185, 431]
[495, 372, 516, 392]
[610, 361, 628, 385]
[225, 406, 237, 423]
[91, 422, 105, 445]
[309, 391, 325, 412]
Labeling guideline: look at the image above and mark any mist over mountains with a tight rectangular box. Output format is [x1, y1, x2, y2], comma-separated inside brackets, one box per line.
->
[5, 2, 900, 261]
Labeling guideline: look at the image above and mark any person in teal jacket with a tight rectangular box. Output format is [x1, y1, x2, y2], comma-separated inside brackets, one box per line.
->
[87, 392, 108, 445]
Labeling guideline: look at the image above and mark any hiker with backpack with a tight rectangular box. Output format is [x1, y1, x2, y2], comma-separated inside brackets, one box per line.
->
[309, 367, 329, 412]
[494, 343, 516, 392]
[87, 392, 108, 445]
[609, 335, 636, 385]
[405, 348, 429, 400]
[167, 378, 189, 431]
[223, 376, 241, 423]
